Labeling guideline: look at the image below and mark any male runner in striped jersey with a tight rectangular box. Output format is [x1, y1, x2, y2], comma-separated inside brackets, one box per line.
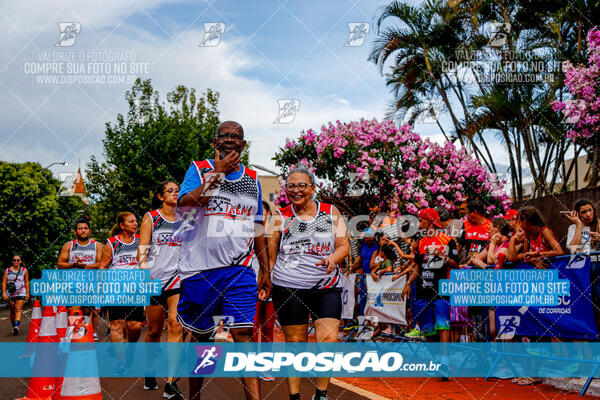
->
[177, 121, 271, 400]
[57, 218, 103, 338]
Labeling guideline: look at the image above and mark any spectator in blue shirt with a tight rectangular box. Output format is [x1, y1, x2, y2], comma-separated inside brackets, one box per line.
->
[349, 227, 379, 315]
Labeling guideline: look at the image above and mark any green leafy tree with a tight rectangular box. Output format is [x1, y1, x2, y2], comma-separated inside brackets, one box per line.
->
[86, 78, 236, 240]
[0, 162, 86, 278]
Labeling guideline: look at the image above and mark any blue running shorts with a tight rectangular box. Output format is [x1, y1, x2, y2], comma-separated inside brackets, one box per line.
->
[177, 265, 257, 335]
[413, 297, 451, 334]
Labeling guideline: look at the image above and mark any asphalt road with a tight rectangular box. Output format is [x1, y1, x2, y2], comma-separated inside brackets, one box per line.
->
[0, 304, 368, 400]
[2, 303, 595, 400]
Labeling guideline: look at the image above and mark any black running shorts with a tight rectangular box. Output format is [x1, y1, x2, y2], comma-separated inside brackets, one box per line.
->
[149, 288, 180, 307]
[271, 284, 342, 326]
[106, 306, 145, 322]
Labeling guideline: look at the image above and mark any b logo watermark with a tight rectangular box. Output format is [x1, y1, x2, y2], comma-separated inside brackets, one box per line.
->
[488, 22, 510, 48]
[199, 23, 225, 47]
[133, 98, 150, 124]
[347, 172, 369, 197]
[344, 23, 369, 47]
[356, 316, 379, 341]
[561, 99, 585, 124]
[210, 315, 235, 340]
[274, 99, 300, 124]
[414, 99, 444, 124]
[56, 22, 81, 47]
[566, 253, 588, 269]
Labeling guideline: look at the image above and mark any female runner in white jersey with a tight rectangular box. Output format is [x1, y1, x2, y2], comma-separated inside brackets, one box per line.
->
[2, 254, 29, 335]
[99, 211, 143, 375]
[268, 165, 350, 400]
[138, 181, 184, 399]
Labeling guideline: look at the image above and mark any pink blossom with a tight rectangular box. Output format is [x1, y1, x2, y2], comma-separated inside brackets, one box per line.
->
[274, 118, 511, 215]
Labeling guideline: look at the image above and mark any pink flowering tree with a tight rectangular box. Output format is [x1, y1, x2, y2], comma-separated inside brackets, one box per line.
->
[553, 27, 600, 187]
[273, 119, 511, 217]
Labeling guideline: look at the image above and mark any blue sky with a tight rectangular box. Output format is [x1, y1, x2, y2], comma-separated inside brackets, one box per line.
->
[0, 0, 506, 179]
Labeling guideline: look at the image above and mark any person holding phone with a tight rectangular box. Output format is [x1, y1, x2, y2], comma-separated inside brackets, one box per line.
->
[2, 254, 30, 335]
[564, 198, 600, 253]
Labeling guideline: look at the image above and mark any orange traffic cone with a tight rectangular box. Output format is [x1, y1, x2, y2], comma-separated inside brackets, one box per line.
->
[53, 309, 86, 400]
[24, 300, 42, 357]
[65, 310, 84, 342]
[16, 306, 59, 400]
[56, 307, 68, 342]
[58, 319, 102, 400]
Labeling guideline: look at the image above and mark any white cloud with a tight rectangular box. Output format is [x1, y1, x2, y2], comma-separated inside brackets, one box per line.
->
[0, 3, 388, 177]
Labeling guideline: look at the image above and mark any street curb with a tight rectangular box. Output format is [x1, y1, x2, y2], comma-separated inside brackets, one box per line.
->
[543, 377, 600, 397]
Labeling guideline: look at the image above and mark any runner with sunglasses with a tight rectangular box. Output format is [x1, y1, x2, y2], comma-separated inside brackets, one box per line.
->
[2, 254, 29, 335]
[177, 121, 270, 400]
[269, 164, 350, 400]
[139, 181, 184, 399]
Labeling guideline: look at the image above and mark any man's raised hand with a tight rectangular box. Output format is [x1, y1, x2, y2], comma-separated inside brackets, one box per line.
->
[214, 149, 240, 176]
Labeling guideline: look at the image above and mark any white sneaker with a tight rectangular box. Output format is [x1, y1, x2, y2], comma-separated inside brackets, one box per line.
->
[93, 332, 98, 341]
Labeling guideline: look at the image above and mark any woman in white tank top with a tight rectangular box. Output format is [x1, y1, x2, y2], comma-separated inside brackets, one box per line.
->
[268, 165, 349, 400]
[99, 211, 143, 375]
[2, 254, 29, 335]
[138, 181, 184, 396]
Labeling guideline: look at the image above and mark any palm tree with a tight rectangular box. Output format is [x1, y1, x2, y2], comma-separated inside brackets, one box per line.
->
[370, 0, 501, 172]
[371, 0, 600, 199]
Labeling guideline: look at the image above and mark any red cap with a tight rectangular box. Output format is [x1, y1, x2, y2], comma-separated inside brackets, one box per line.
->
[505, 209, 519, 220]
[418, 208, 442, 228]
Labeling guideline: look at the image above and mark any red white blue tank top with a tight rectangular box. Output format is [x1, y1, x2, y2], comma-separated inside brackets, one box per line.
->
[68, 239, 97, 265]
[177, 160, 261, 280]
[107, 234, 139, 270]
[146, 210, 182, 290]
[6, 267, 26, 297]
[271, 202, 340, 290]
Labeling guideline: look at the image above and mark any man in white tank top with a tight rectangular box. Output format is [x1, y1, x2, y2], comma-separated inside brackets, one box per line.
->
[57, 218, 103, 338]
[177, 121, 271, 400]
[57, 218, 102, 269]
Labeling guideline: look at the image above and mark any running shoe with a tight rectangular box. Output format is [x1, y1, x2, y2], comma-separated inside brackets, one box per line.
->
[144, 376, 158, 390]
[12, 326, 19, 335]
[163, 381, 183, 400]
[260, 375, 275, 382]
[93, 332, 98, 341]
[404, 328, 423, 339]
[343, 321, 358, 331]
[311, 395, 328, 400]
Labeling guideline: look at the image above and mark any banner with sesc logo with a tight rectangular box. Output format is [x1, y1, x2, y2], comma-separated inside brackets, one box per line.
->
[495, 254, 598, 339]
